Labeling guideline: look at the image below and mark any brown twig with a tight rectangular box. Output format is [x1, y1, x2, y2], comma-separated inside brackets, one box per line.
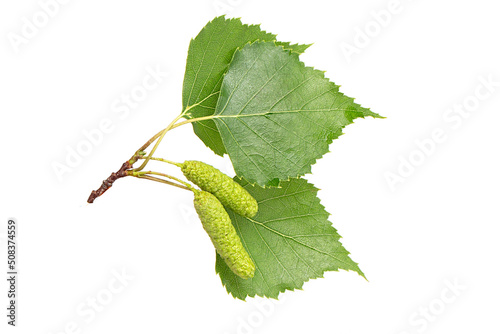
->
[87, 161, 133, 203]
[86, 113, 197, 203]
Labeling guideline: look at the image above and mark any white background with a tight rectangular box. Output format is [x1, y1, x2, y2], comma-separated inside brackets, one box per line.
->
[1, 0, 499, 333]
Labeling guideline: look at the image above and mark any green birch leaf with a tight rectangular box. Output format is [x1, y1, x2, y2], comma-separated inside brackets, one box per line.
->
[213, 41, 382, 187]
[216, 177, 364, 300]
[182, 16, 310, 156]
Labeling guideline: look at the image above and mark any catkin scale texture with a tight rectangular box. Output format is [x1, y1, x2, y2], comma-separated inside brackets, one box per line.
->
[182, 160, 258, 218]
[194, 190, 255, 279]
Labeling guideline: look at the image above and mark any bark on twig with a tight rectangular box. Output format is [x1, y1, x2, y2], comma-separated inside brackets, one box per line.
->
[87, 161, 132, 203]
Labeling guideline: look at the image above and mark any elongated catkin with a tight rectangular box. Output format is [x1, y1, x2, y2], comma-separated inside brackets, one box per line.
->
[182, 160, 258, 218]
[193, 190, 255, 279]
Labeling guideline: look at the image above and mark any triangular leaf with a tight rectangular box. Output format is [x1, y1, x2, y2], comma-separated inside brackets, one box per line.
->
[182, 16, 310, 156]
[213, 41, 382, 186]
[216, 177, 364, 300]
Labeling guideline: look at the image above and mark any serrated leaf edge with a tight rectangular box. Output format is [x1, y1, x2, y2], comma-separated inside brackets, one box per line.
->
[214, 40, 383, 188]
[216, 177, 366, 300]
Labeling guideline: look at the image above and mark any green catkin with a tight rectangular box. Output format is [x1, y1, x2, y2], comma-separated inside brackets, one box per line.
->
[181, 160, 258, 218]
[193, 190, 255, 279]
